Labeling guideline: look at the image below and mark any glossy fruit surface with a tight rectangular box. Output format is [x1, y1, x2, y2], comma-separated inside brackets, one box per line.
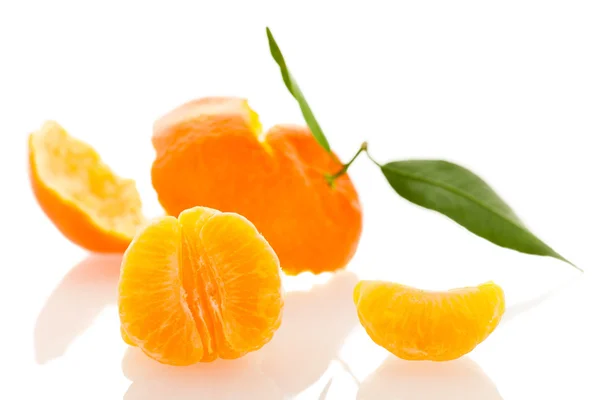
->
[151, 97, 362, 275]
[119, 206, 284, 365]
[354, 280, 505, 361]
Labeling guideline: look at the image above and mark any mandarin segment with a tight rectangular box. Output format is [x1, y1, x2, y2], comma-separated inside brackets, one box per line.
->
[151, 97, 362, 275]
[354, 280, 505, 362]
[118, 206, 283, 366]
[198, 212, 284, 354]
[118, 217, 204, 365]
[28, 121, 144, 252]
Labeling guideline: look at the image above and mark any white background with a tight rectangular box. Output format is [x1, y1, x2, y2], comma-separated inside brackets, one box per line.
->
[1, 1, 599, 399]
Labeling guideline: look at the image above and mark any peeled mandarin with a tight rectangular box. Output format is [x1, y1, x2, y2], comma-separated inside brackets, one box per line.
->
[118, 206, 284, 365]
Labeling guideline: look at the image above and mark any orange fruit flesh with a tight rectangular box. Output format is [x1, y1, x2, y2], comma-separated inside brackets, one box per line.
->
[28, 121, 144, 252]
[118, 206, 283, 366]
[151, 97, 362, 275]
[354, 281, 505, 361]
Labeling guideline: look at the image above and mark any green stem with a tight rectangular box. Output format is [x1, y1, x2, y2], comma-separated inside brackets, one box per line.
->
[365, 147, 381, 167]
[326, 142, 368, 186]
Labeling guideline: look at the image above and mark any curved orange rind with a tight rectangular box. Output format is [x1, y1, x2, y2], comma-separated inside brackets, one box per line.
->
[28, 121, 144, 252]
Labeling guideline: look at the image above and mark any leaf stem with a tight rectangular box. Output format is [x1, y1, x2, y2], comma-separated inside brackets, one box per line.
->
[326, 142, 368, 186]
[365, 147, 381, 167]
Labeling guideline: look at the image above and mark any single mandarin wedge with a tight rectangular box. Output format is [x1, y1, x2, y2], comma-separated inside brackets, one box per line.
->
[354, 280, 505, 361]
[28, 121, 144, 252]
[151, 97, 362, 275]
[118, 206, 284, 366]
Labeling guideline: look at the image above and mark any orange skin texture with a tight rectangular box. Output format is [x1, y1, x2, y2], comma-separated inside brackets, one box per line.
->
[28, 122, 143, 253]
[354, 281, 505, 361]
[119, 206, 284, 366]
[29, 156, 130, 252]
[151, 97, 362, 275]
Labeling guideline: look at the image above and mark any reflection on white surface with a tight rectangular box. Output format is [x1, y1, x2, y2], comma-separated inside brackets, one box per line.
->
[122, 271, 359, 399]
[31, 255, 584, 399]
[357, 356, 503, 400]
[34, 254, 122, 364]
[122, 348, 283, 400]
[502, 275, 581, 325]
[258, 271, 359, 397]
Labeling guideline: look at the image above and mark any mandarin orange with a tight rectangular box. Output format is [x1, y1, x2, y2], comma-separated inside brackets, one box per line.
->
[28, 121, 144, 252]
[354, 280, 505, 361]
[118, 206, 284, 366]
[151, 97, 362, 275]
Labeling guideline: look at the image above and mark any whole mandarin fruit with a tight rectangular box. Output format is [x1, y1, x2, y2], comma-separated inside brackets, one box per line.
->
[151, 97, 362, 275]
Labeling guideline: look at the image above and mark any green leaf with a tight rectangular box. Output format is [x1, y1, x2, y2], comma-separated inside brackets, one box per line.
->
[266, 27, 331, 153]
[381, 160, 579, 270]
